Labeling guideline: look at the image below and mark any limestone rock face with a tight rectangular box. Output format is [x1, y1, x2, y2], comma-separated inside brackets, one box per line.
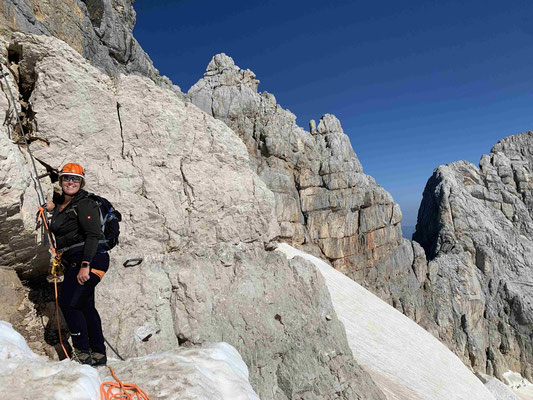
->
[0, 267, 24, 321]
[0, 0, 176, 90]
[414, 133, 533, 381]
[188, 54, 425, 319]
[0, 33, 384, 399]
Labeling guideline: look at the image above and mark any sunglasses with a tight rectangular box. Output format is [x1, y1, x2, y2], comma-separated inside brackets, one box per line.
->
[61, 175, 82, 183]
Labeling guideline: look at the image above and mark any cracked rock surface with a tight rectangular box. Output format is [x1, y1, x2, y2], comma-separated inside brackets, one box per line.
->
[414, 132, 533, 382]
[0, 33, 385, 400]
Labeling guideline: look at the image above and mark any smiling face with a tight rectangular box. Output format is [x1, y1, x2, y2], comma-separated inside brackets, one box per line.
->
[60, 175, 83, 196]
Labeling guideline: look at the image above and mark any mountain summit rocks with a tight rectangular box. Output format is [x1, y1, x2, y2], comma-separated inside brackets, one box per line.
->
[188, 53, 533, 384]
[188, 54, 425, 321]
[0, 0, 176, 90]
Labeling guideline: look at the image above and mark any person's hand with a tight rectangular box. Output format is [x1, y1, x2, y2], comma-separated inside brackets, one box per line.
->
[45, 201, 55, 212]
[36, 201, 53, 223]
[77, 264, 90, 285]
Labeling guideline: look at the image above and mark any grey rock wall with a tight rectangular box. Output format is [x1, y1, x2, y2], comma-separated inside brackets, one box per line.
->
[187, 53, 533, 384]
[0, 0, 177, 91]
[188, 53, 426, 322]
[0, 33, 385, 400]
[414, 132, 533, 381]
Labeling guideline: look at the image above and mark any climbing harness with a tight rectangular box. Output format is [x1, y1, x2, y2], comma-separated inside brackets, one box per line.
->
[100, 367, 152, 400]
[36, 204, 70, 360]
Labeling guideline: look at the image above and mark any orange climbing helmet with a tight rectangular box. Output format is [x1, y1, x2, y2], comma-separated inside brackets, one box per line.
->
[59, 163, 85, 180]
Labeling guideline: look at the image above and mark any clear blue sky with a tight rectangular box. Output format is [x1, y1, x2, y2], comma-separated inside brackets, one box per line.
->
[133, 0, 533, 225]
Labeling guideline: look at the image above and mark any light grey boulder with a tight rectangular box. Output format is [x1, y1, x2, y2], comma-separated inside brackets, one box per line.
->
[414, 133, 533, 381]
[0, 33, 385, 399]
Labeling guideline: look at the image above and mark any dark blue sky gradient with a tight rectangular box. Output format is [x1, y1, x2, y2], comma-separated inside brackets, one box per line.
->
[132, 0, 533, 225]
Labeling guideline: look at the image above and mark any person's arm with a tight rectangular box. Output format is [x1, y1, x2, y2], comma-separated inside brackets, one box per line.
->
[77, 198, 102, 264]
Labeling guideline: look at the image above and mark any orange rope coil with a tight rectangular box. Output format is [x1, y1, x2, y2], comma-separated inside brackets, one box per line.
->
[100, 367, 152, 400]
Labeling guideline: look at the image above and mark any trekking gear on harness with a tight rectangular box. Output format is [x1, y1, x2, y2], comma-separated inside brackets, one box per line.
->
[35, 206, 70, 360]
[50, 253, 65, 277]
[56, 193, 122, 253]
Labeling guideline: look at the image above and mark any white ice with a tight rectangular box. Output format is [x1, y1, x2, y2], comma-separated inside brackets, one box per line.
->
[0, 321, 100, 399]
[101, 343, 260, 400]
[0, 320, 258, 399]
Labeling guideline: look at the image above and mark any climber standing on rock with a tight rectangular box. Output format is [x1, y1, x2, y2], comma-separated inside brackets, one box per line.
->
[45, 163, 109, 367]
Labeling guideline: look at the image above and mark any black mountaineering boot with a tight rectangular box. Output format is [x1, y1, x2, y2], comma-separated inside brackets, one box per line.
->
[71, 348, 93, 365]
[91, 352, 107, 367]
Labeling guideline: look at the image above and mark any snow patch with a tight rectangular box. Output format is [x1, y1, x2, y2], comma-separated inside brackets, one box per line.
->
[276, 243, 497, 400]
[102, 343, 259, 400]
[0, 320, 40, 360]
[504, 371, 533, 390]
[503, 371, 533, 400]
[0, 321, 100, 399]
[0, 320, 258, 399]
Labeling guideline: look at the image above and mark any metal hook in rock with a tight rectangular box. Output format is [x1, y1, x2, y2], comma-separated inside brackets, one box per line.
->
[123, 258, 143, 268]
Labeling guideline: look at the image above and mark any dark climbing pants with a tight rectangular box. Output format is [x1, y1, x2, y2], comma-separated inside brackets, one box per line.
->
[59, 252, 109, 354]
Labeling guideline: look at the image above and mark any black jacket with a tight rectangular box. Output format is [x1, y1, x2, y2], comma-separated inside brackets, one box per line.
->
[50, 189, 102, 263]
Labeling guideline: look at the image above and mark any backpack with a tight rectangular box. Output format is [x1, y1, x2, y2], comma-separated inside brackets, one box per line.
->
[88, 193, 122, 250]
